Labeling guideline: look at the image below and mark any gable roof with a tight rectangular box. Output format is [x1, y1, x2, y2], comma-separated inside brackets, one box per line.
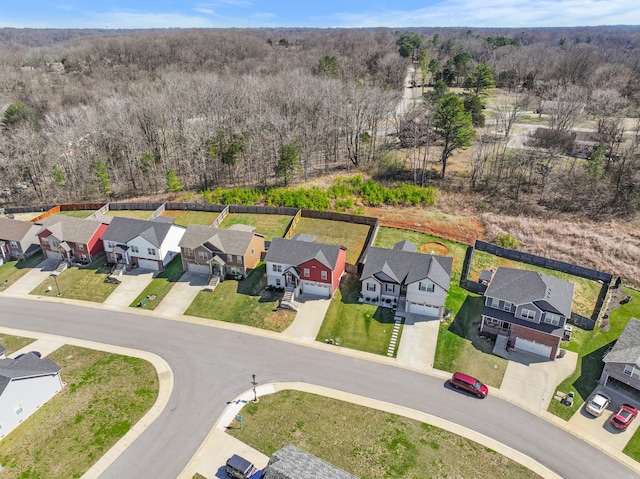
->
[36, 215, 106, 244]
[101, 217, 180, 247]
[484, 267, 574, 317]
[265, 237, 343, 270]
[265, 445, 358, 479]
[0, 353, 61, 395]
[360, 242, 452, 292]
[0, 217, 40, 242]
[604, 318, 640, 366]
[178, 224, 262, 256]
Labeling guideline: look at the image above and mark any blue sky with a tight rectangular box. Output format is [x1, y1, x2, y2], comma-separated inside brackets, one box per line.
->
[2, 1, 638, 29]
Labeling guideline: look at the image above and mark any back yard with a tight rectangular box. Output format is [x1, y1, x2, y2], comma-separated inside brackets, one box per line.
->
[219, 213, 292, 240]
[160, 209, 220, 227]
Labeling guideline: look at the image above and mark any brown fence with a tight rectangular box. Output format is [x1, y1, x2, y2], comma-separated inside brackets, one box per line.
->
[284, 209, 303, 239]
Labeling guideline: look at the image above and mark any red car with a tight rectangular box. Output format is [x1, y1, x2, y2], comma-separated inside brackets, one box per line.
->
[450, 372, 489, 398]
[610, 404, 638, 430]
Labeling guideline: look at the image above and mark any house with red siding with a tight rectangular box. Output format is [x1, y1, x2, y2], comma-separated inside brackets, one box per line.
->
[264, 235, 346, 299]
[36, 216, 108, 264]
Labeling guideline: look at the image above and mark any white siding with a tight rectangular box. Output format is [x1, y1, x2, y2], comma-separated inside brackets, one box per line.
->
[361, 278, 381, 300]
[158, 225, 186, 266]
[266, 262, 292, 288]
[405, 281, 447, 311]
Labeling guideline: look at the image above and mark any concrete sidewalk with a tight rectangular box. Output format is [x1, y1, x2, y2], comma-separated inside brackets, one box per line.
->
[9, 338, 65, 358]
[153, 272, 208, 316]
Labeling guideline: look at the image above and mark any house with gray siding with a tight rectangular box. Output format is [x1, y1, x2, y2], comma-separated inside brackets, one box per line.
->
[36, 215, 109, 264]
[0, 217, 42, 264]
[480, 267, 574, 360]
[600, 318, 640, 400]
[0, 352, 63, 439]
[263, 445, 358, 479]
[359, 240, 452, 319]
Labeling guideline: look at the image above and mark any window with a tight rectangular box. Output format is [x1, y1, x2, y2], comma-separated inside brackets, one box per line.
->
[183, 248, 192, 256]
[198, 251, 208, 261]
[544, 312, 561, 326]
[521, 308, 536, 320]
[107, 241, 115, 249]
[503, 302, 512, 312]
[419, 281, 435, 292]
[227, 254, 233, 262]
[385, 283, 394, 292]
[147, 248, 156, 256]
[10, 241, 17, 248]
[321, 271, 328, 280]
[485, 317, 499, 326]
[131, 245, 139, 254]
[80, 254, 87, 261]
[490, 298, 500, 308]
[272, 264, 282, 272]
[251, 248, 254, 255]
[276, 279, 281, 286]
[624, 364, 640, 380]
[41, 236, 49, 244]
[15, 403, 23, 416]
[367, 283, 376, 292]
[237, 255, 243, 264]
[76, 243, 84, 251]
[51, 240, 59, 248]
[303, 268, 310, 277]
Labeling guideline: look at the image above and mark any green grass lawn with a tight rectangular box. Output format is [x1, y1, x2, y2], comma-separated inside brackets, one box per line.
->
[0, 345, 158, 479]
[470, 250, 601, 317]
[317, 273, 397, 356]
[105, 210, 152, 220]
[130, 256, 184, 309]
[219, 213, 292, 240]
[291, 217, 371, 264]
[184, 264, 295, 332]
[548, 287, 640, 421]
[56, 210, 95, 218]
[227, 390, 540, 479]
[30, 258, 118, 302]
[0, 334, 36, 355]
[160, 210, 221, 227]
[0, 252, 44, 291]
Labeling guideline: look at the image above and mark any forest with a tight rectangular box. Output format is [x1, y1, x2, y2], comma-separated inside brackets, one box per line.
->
[1, 25, 640, 220]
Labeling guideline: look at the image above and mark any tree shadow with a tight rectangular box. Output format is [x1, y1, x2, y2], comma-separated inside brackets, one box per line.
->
[447, 295, 494, 353]
[572, 342, 611, 400]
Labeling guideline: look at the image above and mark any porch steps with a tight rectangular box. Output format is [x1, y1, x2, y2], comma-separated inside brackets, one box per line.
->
[112, 263, 125, 277]
[279, 287, 298, 311]
[203, 276, 220, 292]
[387, 315, 404, 357]
[54, 262, 68, 275]
[492, 334, 510, 359]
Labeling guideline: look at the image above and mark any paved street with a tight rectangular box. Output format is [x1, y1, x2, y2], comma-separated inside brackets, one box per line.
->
[0, 297, 637, 479]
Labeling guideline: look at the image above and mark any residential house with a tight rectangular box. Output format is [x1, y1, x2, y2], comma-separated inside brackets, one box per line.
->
[600, 318, 640, 400]
[102, 217, 185, 271]
[0, 352, 63, 440]
[480, 267, 575, 360]
[359, 240, 452, 319]
[36, 215, 108, 264]
[264, 236, 346, 299]
[0, 217, 41, 264]
[263, 445, 358, 479]
[178, 224, 265, 279]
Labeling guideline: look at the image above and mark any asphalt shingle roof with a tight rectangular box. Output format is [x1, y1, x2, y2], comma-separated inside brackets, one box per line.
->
[604, 318, 640, 366]
[484, 267, 574, 317]
[360, 241, 453, 291]
[0, 217, 40, 241]
[264, 445, 358, 479]
[37, 215, 106, 244]
[265, 237, 343, 270]
[178, 224, 262, 256]
[101, 217, 179, 247]
[0, 353, 61, 395]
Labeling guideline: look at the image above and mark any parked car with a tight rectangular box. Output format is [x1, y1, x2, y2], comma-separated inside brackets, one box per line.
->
[226, 454, 258, 479]
[450, 372, 489, 398]
[610, 404, 638, 430]
[585, 392, 610, 417]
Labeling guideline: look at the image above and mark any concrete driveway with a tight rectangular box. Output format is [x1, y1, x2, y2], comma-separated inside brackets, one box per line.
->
[154, 272, 208, 317]
[281, 295, 331, 343]
[103, 270, 156, 309]
[1, 258, 58, 296]
[396, 315, 440, 371]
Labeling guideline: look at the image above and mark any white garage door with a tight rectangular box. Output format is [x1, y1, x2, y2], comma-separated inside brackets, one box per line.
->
[45, 249, 62, 260]
[138, 259, 160, 271]
[302, 282, 330, 297]
[408, 303, 440, 317]
[188, 263, 210, 275]
[515, 337, 552, 358]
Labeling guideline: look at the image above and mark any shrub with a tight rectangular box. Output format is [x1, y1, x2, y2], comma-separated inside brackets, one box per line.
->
[496, 232, 520, 250]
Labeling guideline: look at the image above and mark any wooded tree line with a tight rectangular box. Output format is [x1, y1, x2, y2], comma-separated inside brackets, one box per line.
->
[0, 26, 640, 216]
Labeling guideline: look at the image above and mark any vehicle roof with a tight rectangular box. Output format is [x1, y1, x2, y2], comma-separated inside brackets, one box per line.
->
[227, 454, 253, 471]
[453, 372, 479, 383]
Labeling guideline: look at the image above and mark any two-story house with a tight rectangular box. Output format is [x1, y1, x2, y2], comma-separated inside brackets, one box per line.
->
[264, 235, 346, 299]
[178, 224, 265, 279]
[0, 217, 41, 264]
[359, 240, 452, 318]
[102, 217, 185, 271]
[480, 267, 575, 360]
[36, 215, 108, 264]
[600, 318, 640, 400]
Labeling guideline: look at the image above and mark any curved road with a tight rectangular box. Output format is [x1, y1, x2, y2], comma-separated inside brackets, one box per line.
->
[0, 297, 636, 479]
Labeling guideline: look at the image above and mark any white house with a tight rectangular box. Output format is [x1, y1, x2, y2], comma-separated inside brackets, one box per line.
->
[102, 217, 185, 271]
[0, 352, 63, 440]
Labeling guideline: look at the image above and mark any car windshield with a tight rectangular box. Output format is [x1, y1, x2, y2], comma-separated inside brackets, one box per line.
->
[474, 380, 482, 390]
[589, 399, 603, 409]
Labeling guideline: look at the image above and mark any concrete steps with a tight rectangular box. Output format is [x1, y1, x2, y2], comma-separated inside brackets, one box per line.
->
[203, 276, 220, 292]
[387, 315, 404, 357]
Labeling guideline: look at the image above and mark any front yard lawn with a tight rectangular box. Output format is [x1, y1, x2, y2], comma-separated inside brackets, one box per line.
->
[0, 252, 44, 291]
[30, 258, 118, 302]
[548, 287, 640, 421]
[219, 213, 292, 240]
[227, 390, 541, 479]
[435, 286, 508, 388]
[317, 274, 397, 356]
[130, 255, 184, 309]
[0, 345, 158, 479]
[0, 333, 36, 355]
[184, 264, 295, 332]
[160, 210, 220, 227]
[290, 217, 371, 264]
